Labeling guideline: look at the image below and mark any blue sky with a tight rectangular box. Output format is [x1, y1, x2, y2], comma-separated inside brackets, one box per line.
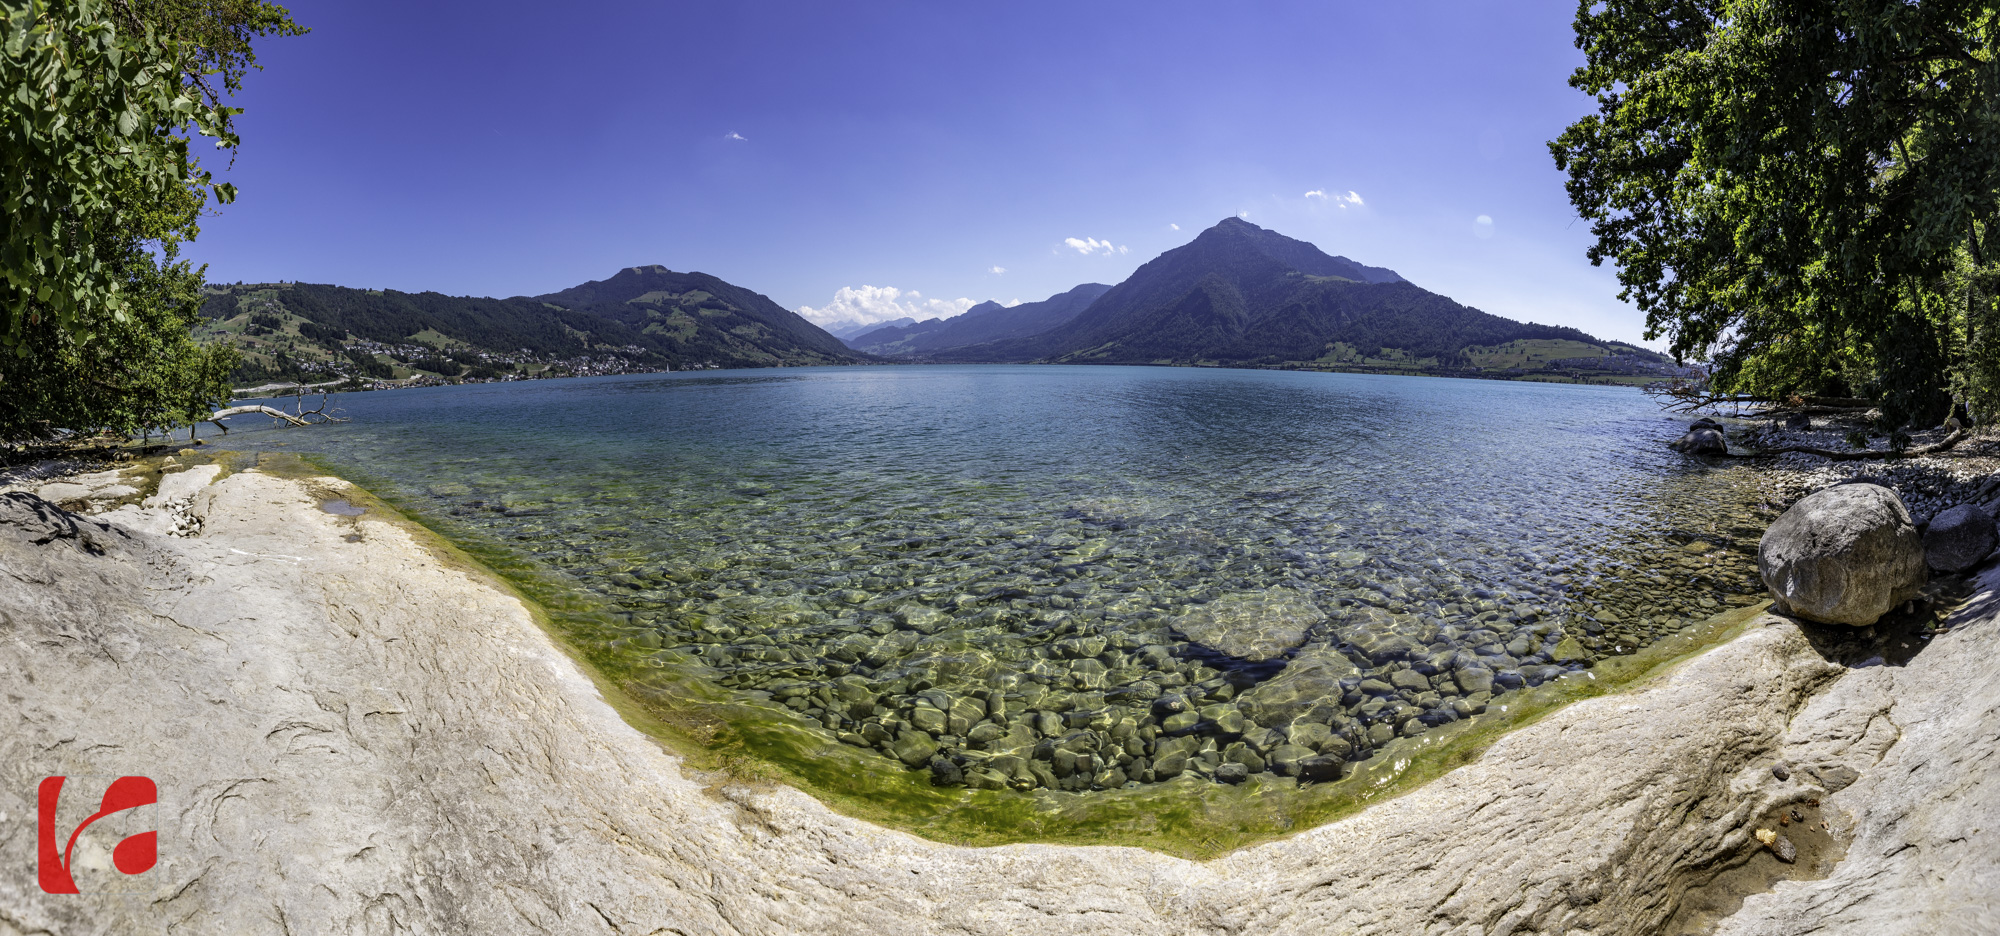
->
[189, 1, 1653, 344]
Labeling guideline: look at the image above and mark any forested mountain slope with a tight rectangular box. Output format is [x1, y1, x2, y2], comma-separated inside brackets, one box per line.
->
[198, 266, 864, 385]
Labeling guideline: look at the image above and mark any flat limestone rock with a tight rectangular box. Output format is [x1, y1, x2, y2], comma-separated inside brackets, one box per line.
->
[142, 463, 224, 508]
[1172, 588, 1325, 661]
[2, 470, 1993, 935]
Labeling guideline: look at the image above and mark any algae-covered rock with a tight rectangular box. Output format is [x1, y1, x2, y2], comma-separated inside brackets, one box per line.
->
[1758, 483, 1926, 626]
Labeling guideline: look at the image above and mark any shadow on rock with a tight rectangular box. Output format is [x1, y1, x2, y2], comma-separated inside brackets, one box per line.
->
[1784, 572, 1981, 668]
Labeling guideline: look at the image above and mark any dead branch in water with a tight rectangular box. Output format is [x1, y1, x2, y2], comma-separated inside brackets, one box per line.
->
[206, 389, 347, 434]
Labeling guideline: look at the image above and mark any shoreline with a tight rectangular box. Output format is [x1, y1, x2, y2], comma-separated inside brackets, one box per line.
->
[3, 457, 1994, 933]
[220, 359, 1674, 405]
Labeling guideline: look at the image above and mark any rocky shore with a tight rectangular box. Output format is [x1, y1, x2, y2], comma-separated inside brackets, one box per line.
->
[2, 459, 1995, 934]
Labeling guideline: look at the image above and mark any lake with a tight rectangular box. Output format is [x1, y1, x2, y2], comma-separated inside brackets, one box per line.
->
[217, 365, 1769, 797]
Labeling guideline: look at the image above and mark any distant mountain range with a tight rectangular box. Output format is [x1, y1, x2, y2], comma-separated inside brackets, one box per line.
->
[201, 218, 1680, 389]
[873, 218, 1647, 369]
[825, 318, 913, 341]
[845, 283, 1111, 357]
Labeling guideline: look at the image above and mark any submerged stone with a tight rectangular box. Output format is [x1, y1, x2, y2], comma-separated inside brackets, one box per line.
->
[1235, 645, 1360, 728]
[1172, 588, 1325, 661]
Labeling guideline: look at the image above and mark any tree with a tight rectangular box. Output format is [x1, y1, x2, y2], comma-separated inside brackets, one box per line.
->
[0, 0, 303, 445]
[1550, 0, 2000, 428]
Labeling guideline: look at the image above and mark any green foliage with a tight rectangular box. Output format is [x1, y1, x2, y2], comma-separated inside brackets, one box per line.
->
[408, 355, 461, 377]
[0, 0, 299, 344]
[342, 346, 389, 378]
[0, 180, 235, 443]
[1551, 0, 2000, 427]
[0, 0, 299, 443]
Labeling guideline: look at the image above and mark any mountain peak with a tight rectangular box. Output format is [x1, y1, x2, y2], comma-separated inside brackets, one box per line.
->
[1190, 216, 1403, 284]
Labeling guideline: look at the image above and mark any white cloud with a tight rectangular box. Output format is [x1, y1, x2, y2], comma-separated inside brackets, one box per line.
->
[1474, 214, 1496, 239]
[1238, 210, 1250, 220]
[1063, 236, 1127, 257]
[724, 131, 747, 141]
[1304, 189, 1327, 199]
[989, 266, 1006, 275]
[796, 285, 977, 330]
[1342, 190, 1364, 206]
[1169, 223, 1180, 231]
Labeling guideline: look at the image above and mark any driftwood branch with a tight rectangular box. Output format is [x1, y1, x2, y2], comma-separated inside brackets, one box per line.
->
[206, 405, 308, 432]
[1750, 428, 1968, 461]
[206, 391, 347, 434]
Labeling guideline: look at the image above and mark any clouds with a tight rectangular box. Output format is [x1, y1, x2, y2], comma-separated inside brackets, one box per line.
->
[989, 266, 1006, 275]
[1169, 223, 1180, 231]
[796, 285, 977, 330]
[1474, 214, 1495, 239]
[1063, 236, 1127, 256]
[1308, 189, 1364, 208]
[723, 131, 747, 141]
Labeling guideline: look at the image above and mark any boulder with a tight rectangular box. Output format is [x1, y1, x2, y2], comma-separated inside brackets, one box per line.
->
[1758, 483, 1927, 626]
[1923, 503, 1997, 573]
[1671, 422, 1727, 454]
[1783, 412, 1813, 430]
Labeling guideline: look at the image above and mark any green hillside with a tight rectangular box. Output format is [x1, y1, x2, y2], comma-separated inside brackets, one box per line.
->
[198, 267, 864, 387]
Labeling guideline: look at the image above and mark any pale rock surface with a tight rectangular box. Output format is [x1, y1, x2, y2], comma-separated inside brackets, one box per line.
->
[1759, 482, 1927, 626]
[0, 466, 1993, 934]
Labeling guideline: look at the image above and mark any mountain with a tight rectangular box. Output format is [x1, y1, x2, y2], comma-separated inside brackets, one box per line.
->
[826, 318, 913, 341]
[845, 283, 1112, 356]
[198, 265, 864, 386]
[930, 218, 1654, 373]
[534, 264, 858, 363]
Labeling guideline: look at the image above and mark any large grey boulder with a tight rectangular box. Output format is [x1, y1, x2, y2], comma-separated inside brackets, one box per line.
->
[1758, 483, 1926, 626]
[1924, 503, 1997, 573]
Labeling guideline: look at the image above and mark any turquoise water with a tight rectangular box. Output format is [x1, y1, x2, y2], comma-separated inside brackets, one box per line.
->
[219, 365, 1768, 792]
